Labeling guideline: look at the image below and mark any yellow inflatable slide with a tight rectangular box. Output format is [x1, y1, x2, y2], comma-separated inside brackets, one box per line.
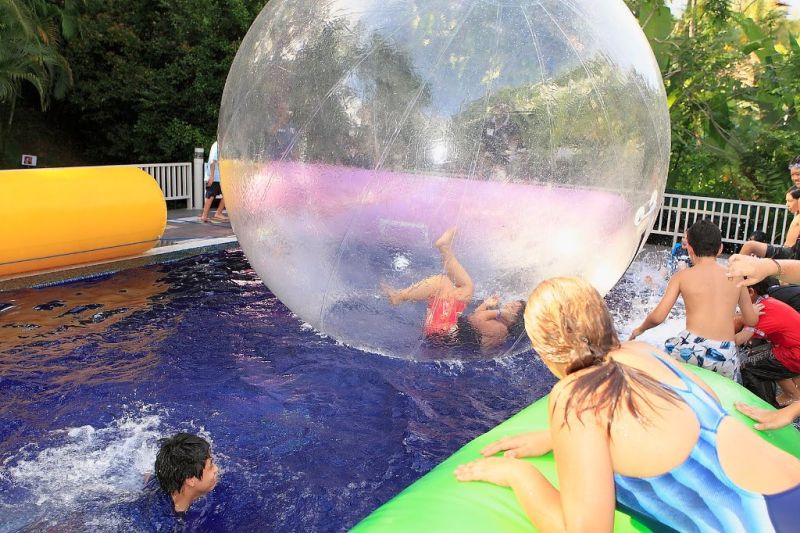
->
[2, 166, 167, 276]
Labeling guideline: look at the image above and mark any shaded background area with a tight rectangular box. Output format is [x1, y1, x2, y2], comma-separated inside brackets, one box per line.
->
[4, 0, 800, 203]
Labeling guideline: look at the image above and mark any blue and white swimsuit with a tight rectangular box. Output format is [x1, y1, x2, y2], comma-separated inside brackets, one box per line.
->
[665, 331, 738, 381]
[614, 355, 799, 532]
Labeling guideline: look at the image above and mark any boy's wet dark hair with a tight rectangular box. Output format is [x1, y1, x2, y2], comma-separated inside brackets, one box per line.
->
[747, 230, 769, 243]
[508, 300, 527, 339]
[155, 433, 210, 494]
[750, 276, 780, 297]
[686, 219, 721, 257]
[789, 186, 800, 199]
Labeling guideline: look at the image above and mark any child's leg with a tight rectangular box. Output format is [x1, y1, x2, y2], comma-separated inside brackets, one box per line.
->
[382, 227, 474, 305]
[214, 197, 227, 219]
[435, 227, 474, 301]
[381, 275, 451, 305]
[776, 377, 800, 405]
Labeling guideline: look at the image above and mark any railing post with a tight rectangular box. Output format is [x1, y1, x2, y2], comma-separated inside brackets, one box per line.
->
[674, 197, 684, 245]
[193, 147, 205, 209]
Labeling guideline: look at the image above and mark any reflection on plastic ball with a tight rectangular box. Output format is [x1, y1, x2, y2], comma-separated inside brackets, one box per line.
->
[392, 255, 411, 272]
[219, 0, 670, 359]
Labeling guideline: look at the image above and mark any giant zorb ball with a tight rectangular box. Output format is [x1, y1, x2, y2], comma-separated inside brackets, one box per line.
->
[218, 0, 670, 359]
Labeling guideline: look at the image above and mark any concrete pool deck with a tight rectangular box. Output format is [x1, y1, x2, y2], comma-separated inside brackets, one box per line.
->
[0, 209, 238, 291]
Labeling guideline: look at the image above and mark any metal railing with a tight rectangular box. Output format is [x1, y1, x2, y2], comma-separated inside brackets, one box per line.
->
[135, 162, 193, 202]
[652, 193, 792, 246]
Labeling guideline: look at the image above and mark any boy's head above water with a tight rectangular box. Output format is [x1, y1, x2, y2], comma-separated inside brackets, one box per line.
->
[686, 219, 722, 258]
[748, 230, 769, 243]
[155, 433, 218, 499]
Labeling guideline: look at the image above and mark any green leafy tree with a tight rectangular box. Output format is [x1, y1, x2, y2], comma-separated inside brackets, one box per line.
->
[626, 0, 800, 202]
[0, 0, 81, 152]
[57, 0, 264, 163]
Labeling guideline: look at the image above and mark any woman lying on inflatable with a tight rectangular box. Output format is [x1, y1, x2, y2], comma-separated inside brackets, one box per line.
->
[456, 276, 800, 532]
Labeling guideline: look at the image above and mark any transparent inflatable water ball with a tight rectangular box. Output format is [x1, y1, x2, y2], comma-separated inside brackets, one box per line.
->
[219, 0, 670, 359]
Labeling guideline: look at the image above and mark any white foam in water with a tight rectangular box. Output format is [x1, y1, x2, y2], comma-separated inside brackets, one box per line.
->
[1, 405, 179, 528]
[613, 249, 687, 348]
[634, 318, 686, 349]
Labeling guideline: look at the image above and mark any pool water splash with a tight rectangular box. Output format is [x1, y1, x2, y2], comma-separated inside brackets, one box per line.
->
[4, 407, 166, 505]
[605, 247, 687, 342]
[0, 247, 688, 532]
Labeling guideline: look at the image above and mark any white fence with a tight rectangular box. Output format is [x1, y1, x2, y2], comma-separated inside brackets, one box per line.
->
[135, 162, 193, 202]
[653, 193, 791, 246]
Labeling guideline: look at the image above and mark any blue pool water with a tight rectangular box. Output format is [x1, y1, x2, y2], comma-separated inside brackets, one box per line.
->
[0, 249, 670, 532]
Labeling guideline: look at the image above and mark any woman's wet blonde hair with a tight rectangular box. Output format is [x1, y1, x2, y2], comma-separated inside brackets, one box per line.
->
[524, 277, 620, 374]
[525, 276, 678, 434]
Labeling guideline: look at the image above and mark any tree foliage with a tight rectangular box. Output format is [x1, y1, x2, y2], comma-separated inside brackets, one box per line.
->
[56, 0, 263, 163]
[0, 0, 81, 151]
[3, 0, 800, 203]
[626, 0, 800, 201]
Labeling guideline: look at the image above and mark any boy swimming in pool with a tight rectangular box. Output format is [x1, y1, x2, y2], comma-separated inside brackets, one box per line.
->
[134, 433, 219, 530]
[630, 219, 758, 379]
[381, 227, 525, 351]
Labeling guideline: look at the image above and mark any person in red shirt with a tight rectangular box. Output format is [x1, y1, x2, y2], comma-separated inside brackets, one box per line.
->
[735, 277, 800, 406]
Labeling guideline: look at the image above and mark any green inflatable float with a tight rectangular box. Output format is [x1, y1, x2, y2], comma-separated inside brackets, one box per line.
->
[353, 366, 800, 532]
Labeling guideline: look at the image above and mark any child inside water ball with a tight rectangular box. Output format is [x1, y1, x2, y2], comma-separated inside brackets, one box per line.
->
[381, 227, 525, 352]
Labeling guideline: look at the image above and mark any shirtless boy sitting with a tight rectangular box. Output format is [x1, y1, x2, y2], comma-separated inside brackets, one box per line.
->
[630, 219, 758, 379]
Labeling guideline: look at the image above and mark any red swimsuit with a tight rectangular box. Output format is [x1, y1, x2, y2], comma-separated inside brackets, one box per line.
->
[423, 297, 467, 337]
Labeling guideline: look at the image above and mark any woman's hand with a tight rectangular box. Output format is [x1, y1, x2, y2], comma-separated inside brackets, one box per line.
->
[454, 456, 535, 487]
[726, 255, 774, 287]
[735, 401, 800, 430]
[480, 431, 552, 459]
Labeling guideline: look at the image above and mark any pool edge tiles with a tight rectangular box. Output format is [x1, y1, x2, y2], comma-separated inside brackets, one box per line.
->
[0, 236, 238, 291]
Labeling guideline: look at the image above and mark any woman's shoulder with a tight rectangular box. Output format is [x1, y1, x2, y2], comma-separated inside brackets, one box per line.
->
[552, 343, 659, 388]
[617, 340, 665, 357]
[548, 343, 676, 409]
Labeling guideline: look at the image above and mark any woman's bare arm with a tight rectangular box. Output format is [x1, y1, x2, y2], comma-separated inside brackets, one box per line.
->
[727, 256, 800, 285]
[784, 215, 800, 247]
[454, 382, 616, 532]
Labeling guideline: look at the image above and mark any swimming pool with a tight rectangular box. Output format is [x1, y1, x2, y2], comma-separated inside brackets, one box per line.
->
[0, 249, 669, 532]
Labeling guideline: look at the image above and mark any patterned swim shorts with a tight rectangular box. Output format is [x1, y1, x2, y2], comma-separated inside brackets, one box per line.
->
[664, 330, 739, 381]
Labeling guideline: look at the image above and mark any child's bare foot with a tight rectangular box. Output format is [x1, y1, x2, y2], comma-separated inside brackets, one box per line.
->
[380, 282, 402, 305]
[435, 227, 458, 252]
